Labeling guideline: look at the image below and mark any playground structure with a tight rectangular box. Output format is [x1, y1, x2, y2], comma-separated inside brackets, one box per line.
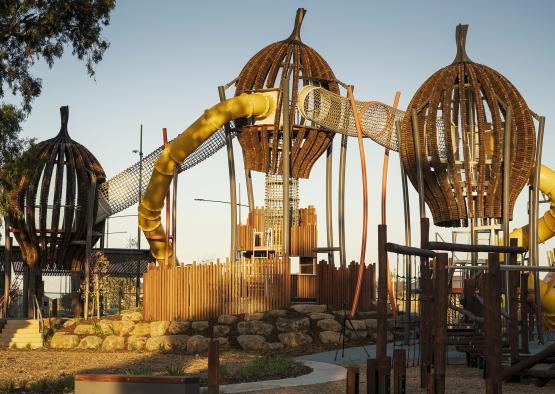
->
[1, 6, 555, 392]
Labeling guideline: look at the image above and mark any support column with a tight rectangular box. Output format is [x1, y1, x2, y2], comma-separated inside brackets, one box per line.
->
[281, 73, 291, 257]
[326, 144, 334, 265]
[338, 135, 347, 268]
[245, 167, 254, 212]
[83, 173, 97, 319]
[2, 232, 12, 317]
[502, 105, 512, 317]
[218, 86, 238, 263]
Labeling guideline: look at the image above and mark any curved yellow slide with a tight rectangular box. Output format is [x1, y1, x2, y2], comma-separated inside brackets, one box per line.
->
[138, 92, 276, 262]
[509, 165, 555, 328]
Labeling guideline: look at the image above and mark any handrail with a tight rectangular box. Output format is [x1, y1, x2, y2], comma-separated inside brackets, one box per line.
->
[32, 295, 43, 334]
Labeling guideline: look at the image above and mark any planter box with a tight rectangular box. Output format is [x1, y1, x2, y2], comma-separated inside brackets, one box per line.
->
[74, 374, 199, 394]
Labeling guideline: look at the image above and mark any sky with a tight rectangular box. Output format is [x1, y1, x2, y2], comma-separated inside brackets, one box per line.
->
[5, 0, 555, 278]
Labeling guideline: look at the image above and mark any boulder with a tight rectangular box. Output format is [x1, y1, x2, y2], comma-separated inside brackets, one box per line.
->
[346, 330, 367, 339]
[309, 313, 335, 320]
[50, 333, 79, 349]
[290, 304, 326, 314]
[244, 312, 264, 321]
[112, 320, 135, 336]
[150, 321, 170, 337]
[168, 321, 190, 334]
[167, 335, 189, 350]
[268, 342, 284, 351]
[121, 311, 142, 322]
[74, 324, 95, 335]
[278, 332, 312, 348]
[131, 323, 151, 337]
[217, 315, 238, 325]
[101, 335, 125, 351]
[63, 319, 77, 328]
[191, 321, 209, 332]
[145, 336, 171, 352]
[316, 319, 342, 332]
[319, 331, 344, 345]
[215, 337, 230, 350]
[99, 320, 116, 335]
[237, 335, 267, 352]
[265, 309, 287, 318]
[237, 321, 273, 336]
[276, 317, 309, 332]
[213, 325, 230, 337]
[78, 336, 103, 350]
[346, 320, 366, 331]
[127, 335, 147, 351]
[187, 335, 209, 353]
[364, 319, 377, 329]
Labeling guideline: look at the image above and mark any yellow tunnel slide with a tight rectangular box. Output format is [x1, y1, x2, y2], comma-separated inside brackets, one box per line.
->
[138, 92, 276, 262]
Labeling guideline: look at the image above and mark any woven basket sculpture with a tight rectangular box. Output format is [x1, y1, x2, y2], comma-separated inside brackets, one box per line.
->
[234, 8, 339, 179]
[9, 106, 106, 272]
[400, 25, 535, 227]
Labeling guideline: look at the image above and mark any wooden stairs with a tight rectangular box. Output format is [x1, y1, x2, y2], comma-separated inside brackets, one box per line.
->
[0, 319, 43, 349]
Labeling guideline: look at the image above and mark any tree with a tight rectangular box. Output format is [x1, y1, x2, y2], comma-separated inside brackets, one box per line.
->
[81, 250, 109, 319]
[0, 0, 116, 217]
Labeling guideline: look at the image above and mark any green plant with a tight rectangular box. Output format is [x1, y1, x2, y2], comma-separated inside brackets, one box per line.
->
[92, 322, 102, 334]
[27, 375, 74, 393]
[122, 365, 153, 376]
[0, 379, 16, 392]
[165, 363, 184, 376]
[218, 364, 229, 379]
[230, 356, 307, 382]
[26, 343, 32, 350]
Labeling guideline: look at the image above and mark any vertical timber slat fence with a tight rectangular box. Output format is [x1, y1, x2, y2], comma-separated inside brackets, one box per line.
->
[143, 257, 290, 321]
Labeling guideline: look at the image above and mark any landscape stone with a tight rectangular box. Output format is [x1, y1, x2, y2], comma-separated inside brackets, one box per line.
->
[131, 323, 151, 337]
[217, 315, 238, 325]
[167, 335, 189, 350]
[237, 335, 267, 351]
[50, 333, 79, 349]
[127, 335, 147, 351]
[213, 325, 230, 337]
[244, 312, 264, 321]
[237, 320, 273, 336]
[63, 319, 76, 328]
[309, 313, 334, 320]
[290, 304, 326, 314]
[121, 311, 142, 322]
[191, 321, 209, 332]
[167, 321, 190, 334]
[276, 317, 309, 332]
[364, 318, 377, 329]
[268, 342, 284, 351]
[187, 335, 209, 353]
[346, 320, 366, 331]
[215, 337, 229, 350]
[316, 319, 342, 332]
[78, 336, 103, 350]
[265, 309, 287, 318]
[346, 329, 368, 339]
[101, 335, 125, 351]
[319, 331, 344, 345]
[145, 336, 171, 352]
[113, 320, 135, 336]
[99, 320, 116, 335]
[74, 324, 95, 335]
[278, 332, 312, 348]
[150, 321, 170, 337]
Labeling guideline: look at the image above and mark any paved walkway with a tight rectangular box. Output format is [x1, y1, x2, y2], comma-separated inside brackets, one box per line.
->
[219, 361, 346, 393]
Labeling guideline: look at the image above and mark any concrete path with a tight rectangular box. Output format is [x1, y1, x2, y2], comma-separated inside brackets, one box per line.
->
[218, 361, 346, 393]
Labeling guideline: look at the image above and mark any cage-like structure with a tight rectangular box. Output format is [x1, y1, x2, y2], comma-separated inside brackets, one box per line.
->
[9, 106, 106, 272]
[234, 8, 339, 179]
[400, 25, 535, 227]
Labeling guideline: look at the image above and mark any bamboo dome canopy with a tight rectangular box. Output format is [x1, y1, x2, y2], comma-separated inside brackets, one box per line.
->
[9, 106, 106, 272]
[400, 24, 535, 227]
[234, 8, 339, 179]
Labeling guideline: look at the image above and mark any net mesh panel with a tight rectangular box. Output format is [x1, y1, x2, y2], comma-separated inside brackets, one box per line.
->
[97, 124, 234, 220]
[298, 86, 448, 156]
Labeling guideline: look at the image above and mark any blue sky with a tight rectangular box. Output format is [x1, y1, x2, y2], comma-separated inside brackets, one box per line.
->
[8, 0, 555, 268]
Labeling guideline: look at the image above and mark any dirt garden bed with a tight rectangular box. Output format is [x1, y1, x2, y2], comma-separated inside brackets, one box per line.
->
[0, 349, 310, 393]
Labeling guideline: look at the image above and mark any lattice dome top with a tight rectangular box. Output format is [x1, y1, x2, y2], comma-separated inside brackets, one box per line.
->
[9, 106, 106, 271]
[400, 25, 535, 227]
[234, 8, 339, 178]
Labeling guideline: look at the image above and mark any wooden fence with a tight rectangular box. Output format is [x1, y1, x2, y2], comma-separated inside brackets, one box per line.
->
[291, 274, 317, 299]
[143, 257, 290, 321]
[317, 261, 376, 311]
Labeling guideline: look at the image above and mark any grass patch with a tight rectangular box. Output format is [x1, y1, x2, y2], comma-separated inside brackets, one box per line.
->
[27, 375, 74, 393]
[121, 365, 153, 376]
[166, 363, 185, 376]
[222, 356, 309, 383]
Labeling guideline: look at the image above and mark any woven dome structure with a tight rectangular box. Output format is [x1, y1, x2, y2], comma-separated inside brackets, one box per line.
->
[235, 8, 339, 179]
[400, 25, 535, 227]
[9, 106, 106, 272]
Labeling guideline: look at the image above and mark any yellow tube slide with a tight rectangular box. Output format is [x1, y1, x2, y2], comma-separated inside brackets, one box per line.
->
[138, 92, 276, 262]
[509, 165, 555, 328]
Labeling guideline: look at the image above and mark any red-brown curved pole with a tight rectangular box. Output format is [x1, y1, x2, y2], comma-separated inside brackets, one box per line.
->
[347, 86, 368, 317]
[382, 92, 401, 320]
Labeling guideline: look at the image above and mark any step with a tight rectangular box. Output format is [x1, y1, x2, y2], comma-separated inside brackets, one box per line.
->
[1, 334, 43, 340]
[1, 341, 43, 349]
[1, 326, 40, 333]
